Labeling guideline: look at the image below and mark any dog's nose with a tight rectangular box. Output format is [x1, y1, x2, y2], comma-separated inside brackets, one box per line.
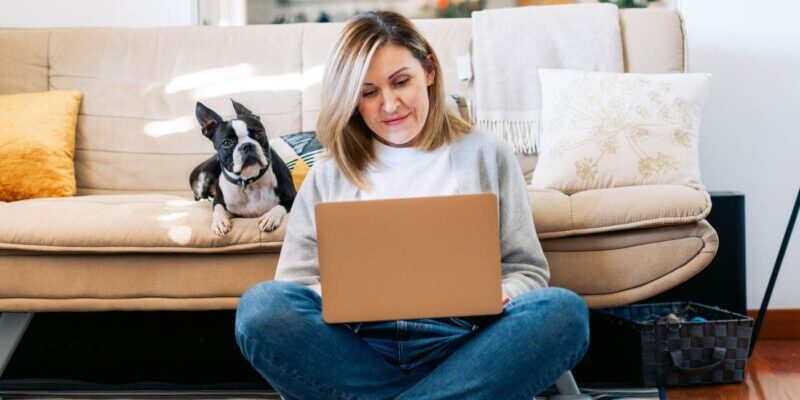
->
[240, 143, 255, 153]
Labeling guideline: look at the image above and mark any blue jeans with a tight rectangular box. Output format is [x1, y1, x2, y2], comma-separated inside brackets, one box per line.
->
[235, 280, 589, 400]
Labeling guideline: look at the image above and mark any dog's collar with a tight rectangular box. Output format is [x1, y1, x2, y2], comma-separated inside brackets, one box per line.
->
[221, 159, 270, 188]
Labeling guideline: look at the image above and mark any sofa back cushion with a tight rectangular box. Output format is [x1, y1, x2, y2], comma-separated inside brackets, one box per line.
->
[50, 25, 305, 196]
[0, 30, 49, 94]
[0, 9, 684, 196]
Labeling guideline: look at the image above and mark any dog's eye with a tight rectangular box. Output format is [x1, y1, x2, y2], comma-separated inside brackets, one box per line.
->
[222, 139, 234, 148]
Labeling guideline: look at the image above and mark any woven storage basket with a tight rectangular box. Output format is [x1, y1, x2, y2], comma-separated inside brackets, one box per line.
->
[588, 302, 753, 387]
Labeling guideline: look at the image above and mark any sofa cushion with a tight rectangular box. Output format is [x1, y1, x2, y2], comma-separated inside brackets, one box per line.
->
[530, 184, 711, 239]
[0, 30, 49, 95]
[545, 219, 718, 308]
[0, 252, 277, 312]
[0, 185, 710, 253]
[0, 194, 284, 254]
[0, 219, 716, 312]
[619, 9, 684, 74]
[45, 25, 305, 196]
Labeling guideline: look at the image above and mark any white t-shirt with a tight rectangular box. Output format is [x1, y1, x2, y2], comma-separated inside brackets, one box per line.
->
[356, 138, 459, 200]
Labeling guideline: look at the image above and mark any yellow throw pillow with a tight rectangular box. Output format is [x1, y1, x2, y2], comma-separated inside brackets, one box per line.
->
[290, 158, 311, 192]
[0, 90, 83, 201]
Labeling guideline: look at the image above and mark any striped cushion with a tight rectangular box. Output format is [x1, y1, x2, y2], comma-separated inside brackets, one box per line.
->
[270, 131, 323, 191]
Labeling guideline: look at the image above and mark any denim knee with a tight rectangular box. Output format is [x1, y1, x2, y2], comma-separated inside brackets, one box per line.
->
[235, 280, 312, 343]
[514, 287, 589, 353]
[545, 287, 590, 353]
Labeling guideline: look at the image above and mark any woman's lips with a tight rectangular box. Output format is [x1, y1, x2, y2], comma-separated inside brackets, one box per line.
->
[382, 112, 410, 126]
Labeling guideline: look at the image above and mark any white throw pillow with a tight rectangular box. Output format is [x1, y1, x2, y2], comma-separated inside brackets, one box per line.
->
[531, 69, 711, 194]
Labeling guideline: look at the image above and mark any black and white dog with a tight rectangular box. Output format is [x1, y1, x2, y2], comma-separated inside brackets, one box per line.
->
[191, 100, 296, 236]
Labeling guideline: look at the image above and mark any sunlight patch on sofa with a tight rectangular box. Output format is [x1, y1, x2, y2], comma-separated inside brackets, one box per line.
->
[158, 212, 189, 222]
[191, 64, 325, 99]
[143, 116, 196, 137]
[165, 63, 259, 94]
[165, 199, 197, 207]
[167, 225, 193, 245]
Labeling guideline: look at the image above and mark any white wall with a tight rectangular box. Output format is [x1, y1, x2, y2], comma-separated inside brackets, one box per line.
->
[0, 0, 198, 27]
[679, 0, 800, 309]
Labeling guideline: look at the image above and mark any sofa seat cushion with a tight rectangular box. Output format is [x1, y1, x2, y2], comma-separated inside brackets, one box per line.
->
[0, 194, 284, 254]
[0, 220, 716, 312]
[1, 186, 710, 252]
[0, 252, 278, 312]
[530, 184, 711, 239]
[544, 219, 718, 308]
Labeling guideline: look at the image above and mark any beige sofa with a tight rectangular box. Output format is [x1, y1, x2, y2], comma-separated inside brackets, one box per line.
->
[0, 8, 715, 363]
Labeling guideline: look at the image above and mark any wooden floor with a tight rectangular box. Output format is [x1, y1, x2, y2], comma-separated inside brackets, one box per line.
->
[668, 340, 800, 400]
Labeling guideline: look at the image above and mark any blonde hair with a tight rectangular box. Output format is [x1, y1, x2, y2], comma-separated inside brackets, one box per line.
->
[316, 11, 473, 190]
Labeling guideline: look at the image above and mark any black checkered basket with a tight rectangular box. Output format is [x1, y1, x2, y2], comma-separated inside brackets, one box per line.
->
[592, 302, 753, 387]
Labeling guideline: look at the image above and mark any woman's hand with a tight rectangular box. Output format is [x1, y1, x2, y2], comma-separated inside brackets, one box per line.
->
[502, 294, 510, 305]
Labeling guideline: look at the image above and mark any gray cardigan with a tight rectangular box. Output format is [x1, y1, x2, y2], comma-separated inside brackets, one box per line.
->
[274, 129, 550, 299]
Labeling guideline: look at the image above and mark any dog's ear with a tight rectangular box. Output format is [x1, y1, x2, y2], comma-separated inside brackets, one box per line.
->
[231, 99, 260, 121]
[196, 102, 223, 139]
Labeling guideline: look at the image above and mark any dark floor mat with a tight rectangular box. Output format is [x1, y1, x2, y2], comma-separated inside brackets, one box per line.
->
[0, 311, 271, 392]
[0, 311, 664, 399]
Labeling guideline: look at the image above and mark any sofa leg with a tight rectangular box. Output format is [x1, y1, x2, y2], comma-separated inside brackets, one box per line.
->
[548, 371, 592, 399]
[0, 312, 33, 377]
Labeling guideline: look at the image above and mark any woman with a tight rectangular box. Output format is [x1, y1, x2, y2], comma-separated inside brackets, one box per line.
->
[235, 11, 589, 400]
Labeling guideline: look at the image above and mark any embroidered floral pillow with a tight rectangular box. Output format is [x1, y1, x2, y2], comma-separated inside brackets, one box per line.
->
[531, 69, 711, 194]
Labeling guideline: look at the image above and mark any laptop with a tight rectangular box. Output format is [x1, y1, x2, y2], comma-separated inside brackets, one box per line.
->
[314, 192, 504, 324]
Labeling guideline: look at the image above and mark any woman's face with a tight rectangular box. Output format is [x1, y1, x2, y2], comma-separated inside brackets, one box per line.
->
[357, 44, 435, 148]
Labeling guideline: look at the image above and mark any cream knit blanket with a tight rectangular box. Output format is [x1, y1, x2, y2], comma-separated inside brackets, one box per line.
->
[471, 4, 624, 154]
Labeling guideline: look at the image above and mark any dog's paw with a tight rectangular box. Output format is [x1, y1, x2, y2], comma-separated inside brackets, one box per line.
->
[212, 217, 231, 236]
[212, 205, 232, 236]
[258, 205, 286, 232]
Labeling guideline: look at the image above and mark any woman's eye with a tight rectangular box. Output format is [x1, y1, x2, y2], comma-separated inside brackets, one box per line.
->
[362, 90, 377, 98]
[394, 78, 409, 86]
[222, 140, 233, 148]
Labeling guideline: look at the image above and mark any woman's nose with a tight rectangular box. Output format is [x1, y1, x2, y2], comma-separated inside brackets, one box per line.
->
[381, 90, 399, 114]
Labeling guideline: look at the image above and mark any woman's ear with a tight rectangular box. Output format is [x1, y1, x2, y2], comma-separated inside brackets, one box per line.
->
[425, 54, 436, 86]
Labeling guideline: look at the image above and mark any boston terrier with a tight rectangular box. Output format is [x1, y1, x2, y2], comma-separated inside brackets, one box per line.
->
[191, 100, 296, 236]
